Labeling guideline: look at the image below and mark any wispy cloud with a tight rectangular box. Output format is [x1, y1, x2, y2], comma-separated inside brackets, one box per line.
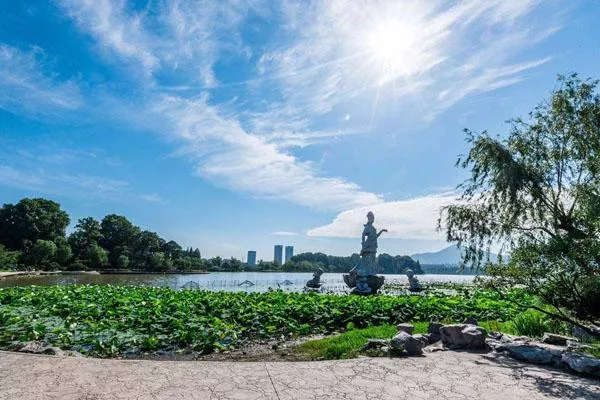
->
[271, 231, 298, 236]
[0, 45, 82, 117]
[43, 0, 563, 215]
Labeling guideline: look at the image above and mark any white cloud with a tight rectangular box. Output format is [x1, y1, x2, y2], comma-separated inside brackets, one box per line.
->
[59, 0, 159, 72]
[0, 165, 163, 204]
[50, 0, 563, 214]
[307, 192, 458, 240]
[271, 231, 298, 236]
[0, 45, 82, 116]
[154, 95, 382, 211]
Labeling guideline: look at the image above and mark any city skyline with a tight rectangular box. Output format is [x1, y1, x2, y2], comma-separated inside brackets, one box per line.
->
[1, 1, 599, 259]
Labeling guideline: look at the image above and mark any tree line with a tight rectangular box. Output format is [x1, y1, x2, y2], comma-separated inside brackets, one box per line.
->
[0, 197, 422, 273]
[0, 198, 206, 272]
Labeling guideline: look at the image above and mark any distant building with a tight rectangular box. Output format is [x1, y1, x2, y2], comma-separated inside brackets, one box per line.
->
[247, 251, 256, 266]
[285, 246, 294, 263]
[274, 245, 283, 265]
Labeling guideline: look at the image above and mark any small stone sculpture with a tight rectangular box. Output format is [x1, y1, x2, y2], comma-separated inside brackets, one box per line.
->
[406, 269, 422, 292]
[343, 211, 386, 294]
[305, 268, 324, 289]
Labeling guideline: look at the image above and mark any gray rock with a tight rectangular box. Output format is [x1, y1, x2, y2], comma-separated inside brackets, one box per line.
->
[496, 342, 565, 365]
[361, 339, 389, 351]
[572, 325, 597, 341]
[412, 334, 430, 346]
[390, 331, 424, 355]
[18, 341, 64, 356]
[566, 340, 594, 352]
[396, 323, 414, 335]
[440, 324, 487, 349]
[561, 352, 600, 377]
[428, 322, 443, 335]
[423, 333, 440, 344]
[541, 332, 576, 346]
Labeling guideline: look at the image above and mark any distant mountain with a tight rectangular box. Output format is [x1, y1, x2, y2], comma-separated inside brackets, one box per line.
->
[410, 245, 500, 266]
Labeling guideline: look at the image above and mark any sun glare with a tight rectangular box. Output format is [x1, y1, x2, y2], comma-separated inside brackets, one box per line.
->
[364, 19, 420, 82]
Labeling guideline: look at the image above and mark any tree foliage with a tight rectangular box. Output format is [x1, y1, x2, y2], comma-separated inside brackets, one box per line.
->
[0, 198, 69, 250]
[441, 74, 600, 331]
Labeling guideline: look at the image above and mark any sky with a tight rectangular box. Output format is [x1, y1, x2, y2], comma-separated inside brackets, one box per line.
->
[1, 0, 599, 261]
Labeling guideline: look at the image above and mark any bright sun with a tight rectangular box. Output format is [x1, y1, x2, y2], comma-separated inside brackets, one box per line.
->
[364, 19, 420, 81]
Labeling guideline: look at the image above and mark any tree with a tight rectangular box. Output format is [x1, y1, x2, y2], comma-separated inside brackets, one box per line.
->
[0, 245, 21, 270]
[53, 238, 73, 266]
[117, 254, 130, 269]
[23, 240, 57, 269]
[0, 198, 70, 250]
[88, 244, 108, 269]
[441, 74, 600, 334]
[100, 214, 140, 267]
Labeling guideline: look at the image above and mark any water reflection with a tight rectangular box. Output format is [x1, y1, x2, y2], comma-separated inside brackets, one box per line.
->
[0, 272, 477, 293]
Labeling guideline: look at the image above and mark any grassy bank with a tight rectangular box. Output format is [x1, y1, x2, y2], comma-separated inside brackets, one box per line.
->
[0, 285, 530, 357]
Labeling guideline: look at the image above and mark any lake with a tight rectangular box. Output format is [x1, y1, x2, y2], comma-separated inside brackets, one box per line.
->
[0, 272, 478, 293]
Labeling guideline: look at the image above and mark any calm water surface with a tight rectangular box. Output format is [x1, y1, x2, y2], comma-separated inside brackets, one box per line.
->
[0, 272, 477, 293]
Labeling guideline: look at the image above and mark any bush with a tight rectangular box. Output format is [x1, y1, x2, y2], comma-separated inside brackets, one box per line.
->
[511, 310, 549, 338]
[66, 261, 87, 271]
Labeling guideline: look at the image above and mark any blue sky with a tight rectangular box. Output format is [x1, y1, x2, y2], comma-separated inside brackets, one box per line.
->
[1, 0, 599, 260]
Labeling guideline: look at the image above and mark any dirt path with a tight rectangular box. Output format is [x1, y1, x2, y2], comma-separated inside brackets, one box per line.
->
[0, 350, 598, 400]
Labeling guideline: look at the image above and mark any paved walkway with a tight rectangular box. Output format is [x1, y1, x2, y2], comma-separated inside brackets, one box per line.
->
[0, 350, 598, 400]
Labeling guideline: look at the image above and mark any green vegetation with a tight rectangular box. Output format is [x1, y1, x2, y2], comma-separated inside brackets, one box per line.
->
[296, 325, 398, 360]
[442, 74, 600, 335]
[0, 198, 420, 273]
[0, 285, 526, 357]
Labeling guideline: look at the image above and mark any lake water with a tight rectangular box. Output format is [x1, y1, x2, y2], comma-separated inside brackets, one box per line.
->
[0, 272, 478, 293]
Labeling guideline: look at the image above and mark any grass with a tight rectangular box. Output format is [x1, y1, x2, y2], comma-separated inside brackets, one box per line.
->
[296, 325, 398, 360]
[296, 322, 430, 360]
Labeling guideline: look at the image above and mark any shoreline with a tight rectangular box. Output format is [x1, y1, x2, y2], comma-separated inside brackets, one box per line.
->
[0, 270, 210, 279]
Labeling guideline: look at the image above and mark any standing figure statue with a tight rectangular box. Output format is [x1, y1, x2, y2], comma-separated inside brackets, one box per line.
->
[343, 211, 387, 294]
[305, 267, 325, 289]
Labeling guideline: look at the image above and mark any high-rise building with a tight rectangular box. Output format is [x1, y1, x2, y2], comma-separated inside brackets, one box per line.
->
[274, 245, 283, 265]
[247, 250, 256, 266]
[285, 246, 294, 263]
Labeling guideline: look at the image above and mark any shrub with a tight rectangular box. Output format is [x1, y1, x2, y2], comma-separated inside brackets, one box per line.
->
[511, 310, 549, 338]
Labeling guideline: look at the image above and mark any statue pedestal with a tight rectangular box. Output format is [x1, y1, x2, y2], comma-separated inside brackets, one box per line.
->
[343, 273, 385, 295]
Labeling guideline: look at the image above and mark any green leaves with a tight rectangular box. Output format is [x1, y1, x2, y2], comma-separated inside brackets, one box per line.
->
[0, 285, 523, 357]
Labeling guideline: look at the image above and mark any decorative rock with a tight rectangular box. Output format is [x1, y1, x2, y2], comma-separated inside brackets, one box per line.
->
[566, 340, 594, 352]
[361, 339, 389, 352]
[396, 323, 414, 335]
[572, 326, 597, 341]
[17, 341, 64, 356]
[423, 333, 440, 344]
[427, 322, 443, 342]
[495, 342, 565, 365]
[412, 334, 430, 346]
[428, 322, 443, 335]
[561, 352, 600, 377]
[541, 332, 577, 346]
[390, 331, 424, 355]
[440, 324, 487, 349]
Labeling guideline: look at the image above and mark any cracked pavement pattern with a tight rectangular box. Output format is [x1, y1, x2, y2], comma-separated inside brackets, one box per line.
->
[1, 351, 598, 400]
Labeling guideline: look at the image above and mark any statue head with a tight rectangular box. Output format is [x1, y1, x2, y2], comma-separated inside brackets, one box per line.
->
[315, 267, 324, 276]
[366, 211, 374, 224]
[405, 269, 414, 278]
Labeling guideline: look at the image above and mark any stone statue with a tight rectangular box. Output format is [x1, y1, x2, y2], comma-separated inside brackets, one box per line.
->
[305, 267, 324, 289]
[343, 211, 386, 294]
[406, 269, 423, 292]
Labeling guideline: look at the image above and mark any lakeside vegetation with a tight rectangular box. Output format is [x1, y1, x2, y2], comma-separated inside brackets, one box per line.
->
[0, 198, 421, 274]
[0, 284, 526, 357]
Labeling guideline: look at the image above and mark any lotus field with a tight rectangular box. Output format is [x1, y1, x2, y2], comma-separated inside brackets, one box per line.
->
[0, 285, 530, 357]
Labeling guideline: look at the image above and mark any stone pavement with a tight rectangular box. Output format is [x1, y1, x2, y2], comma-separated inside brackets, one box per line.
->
[0, 350, 598, 400]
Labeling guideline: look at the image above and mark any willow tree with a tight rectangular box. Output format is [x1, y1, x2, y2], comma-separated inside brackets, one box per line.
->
[441, 74, 600, 335]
